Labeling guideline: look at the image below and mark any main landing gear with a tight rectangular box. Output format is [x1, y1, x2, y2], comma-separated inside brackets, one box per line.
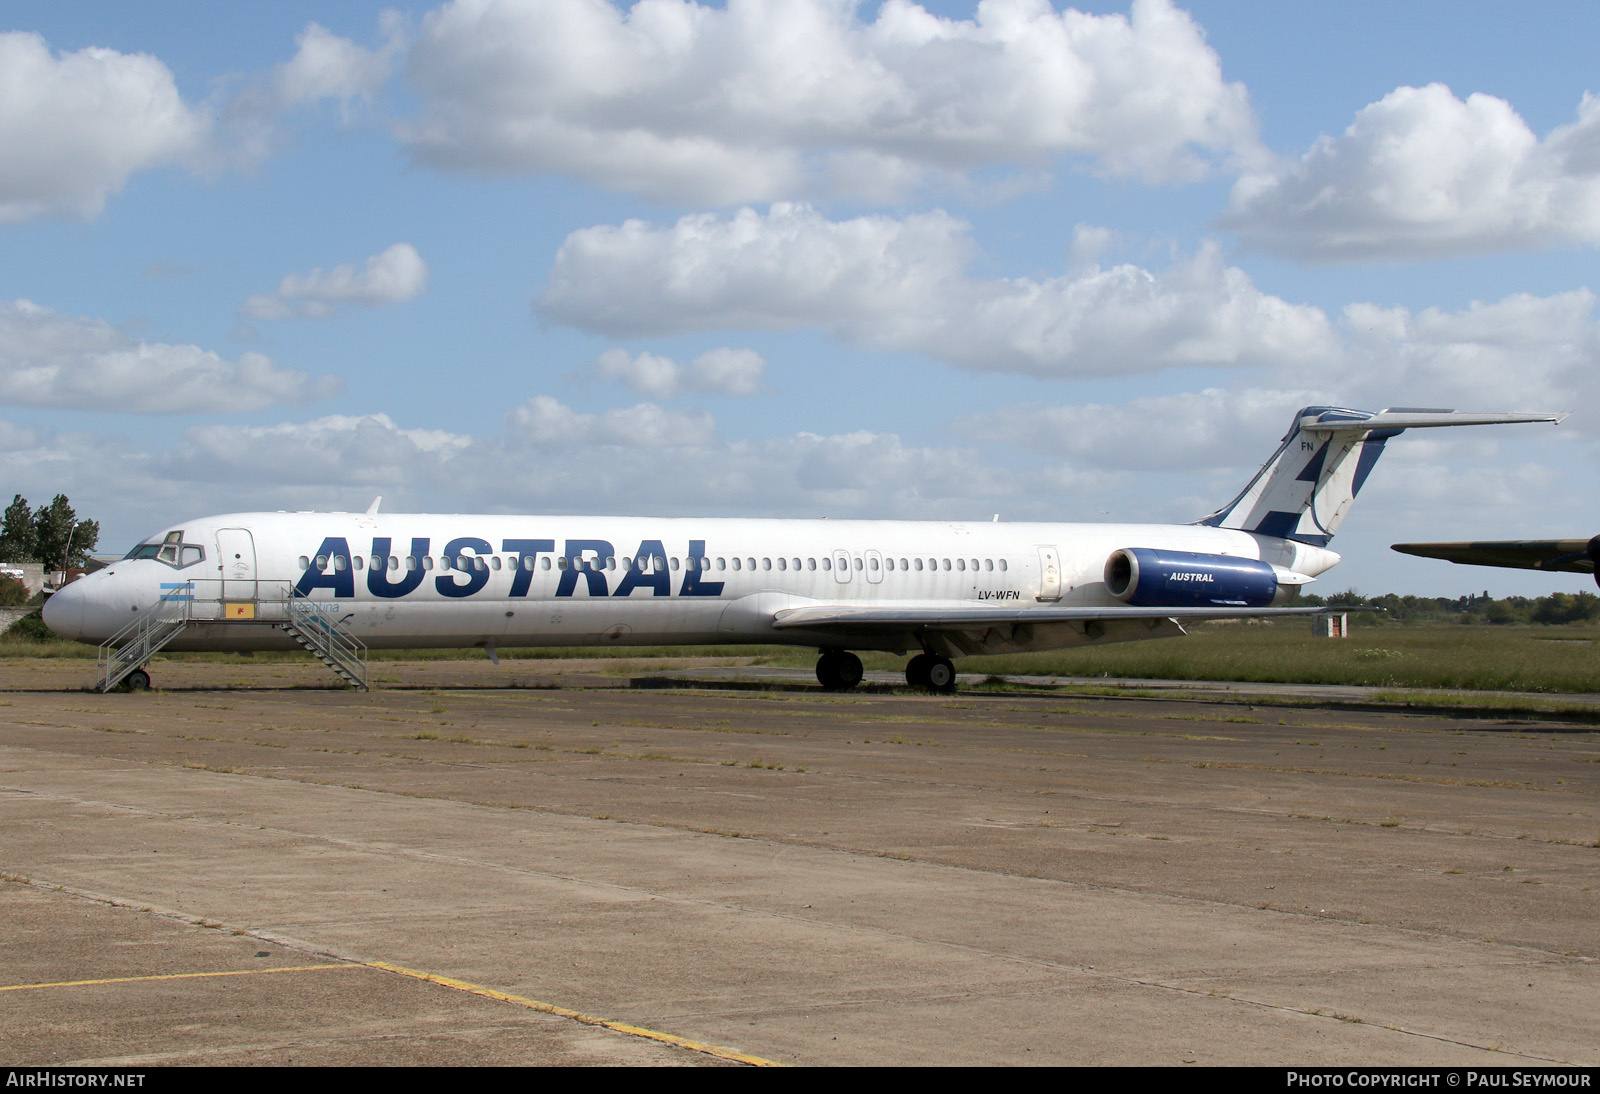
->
[904, 652, 957, 693]
[815, 650, 864, 690]
[813, 650, 958, 693]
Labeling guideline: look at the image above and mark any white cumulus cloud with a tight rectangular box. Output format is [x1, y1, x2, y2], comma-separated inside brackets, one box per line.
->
[538, 203, 1336, 376]
[1224, 84, 1600, 260]
[0, 299, 342, 413]
[273, 20, 403, 110]
[244, 244, 430, 320]
[400, 0, 1261, 203]
[505, 395, 719, 447]
[0, 32, 210, 222]
[587, 347, 766, 398]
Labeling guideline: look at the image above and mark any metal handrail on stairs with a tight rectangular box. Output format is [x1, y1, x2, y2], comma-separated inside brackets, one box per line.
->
[97, 581, 194, 692]
[280, 594, 369, 691]
[95, 579, 369, 692]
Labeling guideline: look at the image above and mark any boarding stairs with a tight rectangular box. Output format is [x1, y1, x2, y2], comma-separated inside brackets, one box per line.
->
[97, 582, 194, 692]
[96, 580, 368, 692]
[278, 597, 368, 691]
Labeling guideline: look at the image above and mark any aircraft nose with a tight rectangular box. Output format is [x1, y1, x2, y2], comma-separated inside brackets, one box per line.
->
[41, 579, 86, 641]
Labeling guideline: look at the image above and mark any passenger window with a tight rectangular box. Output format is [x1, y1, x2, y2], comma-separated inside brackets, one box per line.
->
[747, 557, 756, 570]
[492, 556, 503, 571]
[999, 559, 1008, 571]
[671, 557, 680, 571]
[942, 559, 951, 571]
[914, 558, 923, 571]
[984, 559, 993, 571]
[716, 558, 726, 570]
[334, 555, 348, 571]
[822, 557, 831, 571]
[540, 557, 551, 570]
[353, 556, 364, 571]
[957, 559, 965, 571]
[777, 558, 787, 571]
[807, 558, 816, 571]
[732, 557, 742, 571]
[854, 558, 863, 571]
[314, 554, 328, 570]
[762, 558, 771, 571]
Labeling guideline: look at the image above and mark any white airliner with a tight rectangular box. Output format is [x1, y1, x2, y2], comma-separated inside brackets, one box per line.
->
[43, 406, 1562, 692]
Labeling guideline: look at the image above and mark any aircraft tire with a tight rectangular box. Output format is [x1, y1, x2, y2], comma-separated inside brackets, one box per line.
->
[905, 653, 932, 687]
[125, 669, 151, 691]
[925, 657, 956, 693]
[816, 651, 864, 690]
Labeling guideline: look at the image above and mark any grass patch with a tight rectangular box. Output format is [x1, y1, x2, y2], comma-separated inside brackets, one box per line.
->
[953, 625, 1600, 694]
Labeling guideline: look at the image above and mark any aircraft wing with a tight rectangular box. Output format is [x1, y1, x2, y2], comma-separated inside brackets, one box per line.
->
[771, 603, 1345, 632]
[1391, 538, 1598, 575]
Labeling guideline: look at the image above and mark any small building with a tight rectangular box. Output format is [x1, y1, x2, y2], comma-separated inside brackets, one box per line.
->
[1313, 612, 1350, 638]
[0, 562, 45, 598]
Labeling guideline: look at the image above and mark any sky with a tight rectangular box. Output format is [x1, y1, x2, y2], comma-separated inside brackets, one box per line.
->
[1, 0, 1597, 598]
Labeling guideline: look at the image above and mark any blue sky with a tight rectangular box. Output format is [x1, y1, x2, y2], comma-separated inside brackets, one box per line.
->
[2, 0, 1597, 597]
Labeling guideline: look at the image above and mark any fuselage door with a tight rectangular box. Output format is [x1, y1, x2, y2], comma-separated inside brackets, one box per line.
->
[832, 549, 852, 583]
[864, 549, 884, 584]
[1036, 545, 1062, 602]
[217, 527, 258, 603]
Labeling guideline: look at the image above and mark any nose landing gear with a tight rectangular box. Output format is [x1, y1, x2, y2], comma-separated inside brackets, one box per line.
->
[124, 668, 151, 691]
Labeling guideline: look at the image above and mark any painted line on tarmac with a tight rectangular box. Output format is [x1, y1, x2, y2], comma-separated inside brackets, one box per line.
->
[0, 964, 359, 992]
[366, 960, 784, 1067]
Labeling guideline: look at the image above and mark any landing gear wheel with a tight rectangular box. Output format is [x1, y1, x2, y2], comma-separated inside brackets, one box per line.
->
[925, 656, 956, 693]
[905, 653, 933, 688]
[816, 651, 864, 690]
[125, 669, 151, 691]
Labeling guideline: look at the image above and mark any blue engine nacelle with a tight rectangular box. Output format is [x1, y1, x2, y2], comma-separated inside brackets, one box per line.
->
[1104, 548, 1284, 608]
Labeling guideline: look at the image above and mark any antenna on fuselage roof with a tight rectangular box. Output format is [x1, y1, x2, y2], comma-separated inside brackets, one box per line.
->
[366, 496, 382, 515]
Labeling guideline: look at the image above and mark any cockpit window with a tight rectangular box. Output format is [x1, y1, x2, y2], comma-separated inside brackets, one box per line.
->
[123, 530, 205, 570]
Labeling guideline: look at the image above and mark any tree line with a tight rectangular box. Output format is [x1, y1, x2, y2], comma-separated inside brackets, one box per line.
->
[1300, 589, 1600, 626]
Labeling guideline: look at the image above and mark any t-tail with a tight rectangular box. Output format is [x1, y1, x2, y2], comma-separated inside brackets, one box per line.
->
[1197, 406, 1567, 547]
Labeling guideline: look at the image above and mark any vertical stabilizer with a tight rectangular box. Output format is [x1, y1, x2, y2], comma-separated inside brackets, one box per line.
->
[1197, 406, 1565, 546]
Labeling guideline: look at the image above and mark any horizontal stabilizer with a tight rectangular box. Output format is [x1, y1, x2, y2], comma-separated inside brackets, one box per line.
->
[1300, 409, 1567, 433]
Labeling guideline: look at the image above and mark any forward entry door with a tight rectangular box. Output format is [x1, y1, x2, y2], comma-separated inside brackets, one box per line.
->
[217, 528, 258, 604]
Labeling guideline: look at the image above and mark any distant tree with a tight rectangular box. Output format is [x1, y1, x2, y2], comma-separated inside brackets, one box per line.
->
[0, 495, 36, 562]
[32, 496, 98, 570]
[1325, 589, 1367, 608]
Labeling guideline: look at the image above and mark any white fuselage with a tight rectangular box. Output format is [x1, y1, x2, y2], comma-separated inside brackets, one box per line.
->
[44, 511, 1339, 656]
